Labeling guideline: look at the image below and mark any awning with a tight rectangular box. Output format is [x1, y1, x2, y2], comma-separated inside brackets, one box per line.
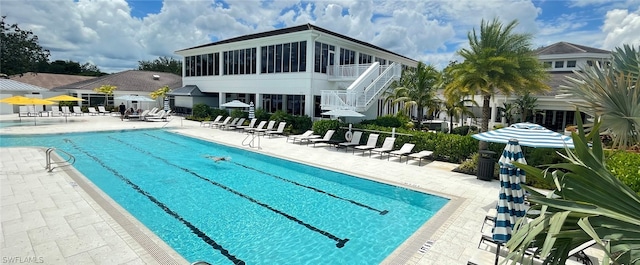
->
[167, 85, 203, 96]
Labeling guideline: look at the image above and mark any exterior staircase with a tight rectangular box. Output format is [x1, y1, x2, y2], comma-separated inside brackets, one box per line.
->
[321, 62, 401, 113]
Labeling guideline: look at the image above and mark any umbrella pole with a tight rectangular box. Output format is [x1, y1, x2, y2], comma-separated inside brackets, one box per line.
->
[495, 244, 500, 265]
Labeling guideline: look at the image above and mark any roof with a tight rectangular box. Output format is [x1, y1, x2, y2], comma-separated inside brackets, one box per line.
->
[544, 71, 579, 96]
[535, 42, 611, 56]
[54, 70, 182, 92]
[0, 79, 49, 92]
[9, 72, 96, 89]
[167, 85, 204, 96]
[177, 23, 418, 63]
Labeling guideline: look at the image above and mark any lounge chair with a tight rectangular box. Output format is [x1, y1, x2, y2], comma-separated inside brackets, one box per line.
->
[97, 106, 111, 115]
[254, 120, 276, 136]
[19, 106, 30, 117]
[88, 107, 99, 116]
[235, 118, 257, 131]
[212, 116, 231, 128]
[287, 130, 314, 143]
[354, 133, 379, 156]
[245, 120, 267, 133]
[220, 117, 239, 130]
[265, 122, 286, 138]
[338, 131, 363, 152]
[308, 130, 336, 147]
[370, 137, 396, 159]
[201, 115, 222, 127]
[406, 150, 434, 166]
[225, 118, 246, 130]
[73, 106, 84, 116]
[61, 106, 72, 116]
[146, 110, 169, 122]
[388, 143, 415, 162]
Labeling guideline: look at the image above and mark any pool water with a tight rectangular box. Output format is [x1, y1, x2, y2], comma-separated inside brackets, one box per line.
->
[0, 129, 449, 264]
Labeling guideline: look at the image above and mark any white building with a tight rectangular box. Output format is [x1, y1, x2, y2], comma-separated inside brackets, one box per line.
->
[173, 24, 418, 121]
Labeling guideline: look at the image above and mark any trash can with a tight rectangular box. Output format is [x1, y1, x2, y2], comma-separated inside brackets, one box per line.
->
[477, 150, 496, 181]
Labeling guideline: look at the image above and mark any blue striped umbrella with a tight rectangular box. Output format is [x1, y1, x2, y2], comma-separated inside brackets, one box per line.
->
[492, 139, 527, 263]
[472, 122, 575, 149]
[248, 101, 255, 119]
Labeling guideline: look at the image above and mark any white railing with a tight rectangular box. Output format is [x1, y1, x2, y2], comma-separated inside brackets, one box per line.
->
[328, 64, 374, 79]
[321, 62, 401, 112]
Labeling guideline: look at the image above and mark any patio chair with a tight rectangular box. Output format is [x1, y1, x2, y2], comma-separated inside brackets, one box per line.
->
[201, 115, 222, 127]
[254, 120, 276, 136]
[287, 130, 314, 143]
[406, 150, 434, 166]
[145, 110, 168, 122]
[370, 137, 396, 159]
[235, 118, 257, 131]
[97, 106, 111, 115]
[19, 106, 29, 117]
[73, 106, 84, 116]
[88, 107, 99, 115]
[354, 133, 379, 156]
[308, 130, 336, 147]
[220, 117, 239, 130]
[223, 118, 245, 130]
[388, 143, 415, 162]
[265, 122, 287, 138]
[245, 120, 267, 133]
[212, 116, 231, 128]
[61, 106, 72, 116]
[338, 131, 363, 152]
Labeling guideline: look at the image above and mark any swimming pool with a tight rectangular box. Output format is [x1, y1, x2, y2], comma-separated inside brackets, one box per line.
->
[0, 129, 449, 264]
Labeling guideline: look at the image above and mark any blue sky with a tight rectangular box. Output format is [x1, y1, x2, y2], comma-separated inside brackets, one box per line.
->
[2, 0, 639, 73]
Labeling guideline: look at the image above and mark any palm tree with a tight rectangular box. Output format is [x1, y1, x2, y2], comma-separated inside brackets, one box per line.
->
[150, 85, 171, 108]
[505, 114, 640, 265]
[384, 62, 441, 130]
[442, 94, 477, 133]
[559, 44, 640, 149]
[446, 18, 549, 148]
[93, 84, 117, 108]
[499, 102, 517, 125]
[513, 92, 538, 122]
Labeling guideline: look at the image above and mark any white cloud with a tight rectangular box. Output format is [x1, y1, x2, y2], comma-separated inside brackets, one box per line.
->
[1, 0, 634, 73]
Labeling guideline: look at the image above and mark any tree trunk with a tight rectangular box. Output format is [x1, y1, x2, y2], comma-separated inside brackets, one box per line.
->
[480, 95, 491, 150]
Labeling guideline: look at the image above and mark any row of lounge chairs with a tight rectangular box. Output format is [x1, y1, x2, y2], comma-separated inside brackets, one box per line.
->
[287, 130, 434, 166]
[204, 115, 287, 137]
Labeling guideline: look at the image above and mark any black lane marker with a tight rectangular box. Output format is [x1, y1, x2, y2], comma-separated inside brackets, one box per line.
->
[109, 136, 349, 248]
[230, 161, 389, 215]
[145, 131, 387, 215]
[62, 139, 245, 265]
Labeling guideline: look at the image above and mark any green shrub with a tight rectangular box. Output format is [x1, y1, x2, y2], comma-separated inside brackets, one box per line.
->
[361, 115, 405, 128]
[606, 151, 640, 194]
[451, 125, 478, 136]
[254, 108, 271, 121]
[312, 120, 340, 136]
[191, 103, 211, 120]
[230, 109, 246, 118]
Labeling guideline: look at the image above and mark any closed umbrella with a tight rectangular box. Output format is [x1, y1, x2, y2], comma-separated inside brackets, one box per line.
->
[472, 122, 575, 149]
[492, 139, 527, 264]
[248, 101, 255, 119]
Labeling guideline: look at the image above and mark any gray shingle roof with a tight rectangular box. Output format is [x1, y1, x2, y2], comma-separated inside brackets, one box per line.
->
[168, 85, 204, 96]
[535, 42, 610, 55]
[53, 70, 182, 92]
[0, 79, 49, 92]
[9, 72, 96, 89]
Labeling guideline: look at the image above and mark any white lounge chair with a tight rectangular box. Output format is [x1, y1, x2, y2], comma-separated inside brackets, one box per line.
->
[97, 106, 111, 115]
[354, 133, 379, 156]
[245, 120, 267, 133]
[308, 130, 336, 147]
[338, 131, 363, 152]
[220, 117, 239, 130]
[145, 110, 168, 122]
[287, 130, 314, 143]
[265, 122, 286, 138]
[88, 107, 99, 116]
[212, 116, 231, 128]
[388, 143, 415, 162]
[370, 137, 396, 159]
[73, 106, 84, 116]
[201, 115, 222, 127]
[235, 118, 257, 131]
[406, 150, 434, 166]
[254, 120, 276, 136]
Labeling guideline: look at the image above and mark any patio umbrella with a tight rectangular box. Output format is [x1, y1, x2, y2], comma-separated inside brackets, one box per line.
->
[471, 122, 575, 148]
[221, 100, 250, 108]
[115, 95, 156, 110]
[45, 95, 86, 123]
[248, 101, 255, 119]
[492, 139, 527, 264]
[0, 96, 55, 125]
[321, 109, 365, 117]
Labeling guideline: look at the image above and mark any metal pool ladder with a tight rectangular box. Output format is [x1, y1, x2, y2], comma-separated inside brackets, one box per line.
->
[45, 148, 76, 172]
[241, 131, 261, 149]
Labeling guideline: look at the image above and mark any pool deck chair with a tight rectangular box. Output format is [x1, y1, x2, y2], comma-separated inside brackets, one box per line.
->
[201, 115, 222, 127]
[338, 131, 363, 152]
[146, 110, 169, 122]
[245, 120, 267, 134]
[254, 120, 276, 136]
[220, 117, 239, 130]
[370, 137, 396, 159]
[97, 106, 111, 115]
[388, 143, 415, 162]
[308, 130, 335, 147]
[88, 107, 99, 116]
[72, 106, 84, 116]
[354, 133, 379, 156]
[265, 122, 286, 138]
[212, 116, 231, 128]
[406, 150, 434, 166]
[287, 130, 314, 143]
[235, 118, 257, 132]
[225, 118, 246, 130]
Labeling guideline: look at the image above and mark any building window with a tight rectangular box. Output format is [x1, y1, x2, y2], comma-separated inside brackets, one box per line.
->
[287, 95, 305, 116]
[340, 48, 356, 65]
[262, 94, 283, 113]
[375, 57, 386, 65]
[314, 41, 335, 73]
[543, 61, 552, 68]
[554, 61, 564, 68]
[566, 60, 576, 68]
[222, 48, 256, 75]
[359, 53, 372, 64]
[260, 41, 306, 74]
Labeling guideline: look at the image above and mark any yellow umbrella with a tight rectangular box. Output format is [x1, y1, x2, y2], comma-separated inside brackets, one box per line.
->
[45, 95, 86, 102]
[0, 96, 56, 125]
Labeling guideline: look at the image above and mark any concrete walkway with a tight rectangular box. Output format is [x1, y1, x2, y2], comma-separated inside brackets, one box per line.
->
[1, 114, 501, 264]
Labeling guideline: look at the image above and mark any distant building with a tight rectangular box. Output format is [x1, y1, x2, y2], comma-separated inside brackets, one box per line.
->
[174, 23, 418, 120]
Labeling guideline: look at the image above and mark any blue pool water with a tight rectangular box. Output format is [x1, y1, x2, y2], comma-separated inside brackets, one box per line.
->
[0, 129, 449, 264]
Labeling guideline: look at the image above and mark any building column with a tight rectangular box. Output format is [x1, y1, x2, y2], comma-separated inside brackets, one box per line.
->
[490, 98, 498, 129]
[254, 93, 261, 110]
[219, 92, 226, 108]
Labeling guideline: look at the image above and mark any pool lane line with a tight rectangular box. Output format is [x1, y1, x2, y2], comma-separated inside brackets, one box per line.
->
[109, 136, 350, 249]
[230, 161, 389, 215]
[144, 131, 388, 215]
[63, 139, 246, 265]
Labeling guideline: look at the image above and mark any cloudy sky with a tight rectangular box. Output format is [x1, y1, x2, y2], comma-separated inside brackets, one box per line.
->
[2, 0, 639, 73]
